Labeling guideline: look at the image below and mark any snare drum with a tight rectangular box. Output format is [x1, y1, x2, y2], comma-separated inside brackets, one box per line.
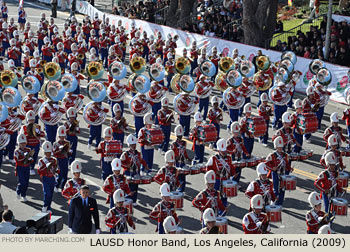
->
[191, 165, 201, 175]
[289, 152, 299, 161]
[237, 160, 246, 168]
[305, 149, 313, 158]
[215, 217, 228, 234]
[222, 180, 238, 197]
[297, 113, 318, 134]
[176, 226, 184, 234]
[170, 191, 184, 209]
[280, 175, 297, 191]
[246, 157, 257, 167]
[146, 128, 165, 145]
[123, 198, 133, 215]
[246, 116, 267, 137]
[127, 175, 141, 184]
[198, 124, 218, 143]
[299, 150, 309, 161]
[265, 205, 282, 222]
[199, 164, 207, 173]
[340, 147, 350, 157]
[177, 166, 191, 175]
[332, 198, 348, 216]
[140, 175, 152, 184]
[337, 171, 349, 188]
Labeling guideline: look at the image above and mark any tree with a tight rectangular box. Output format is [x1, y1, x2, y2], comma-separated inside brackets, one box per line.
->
[242, 0, 278, 48]
[166, 0, 196, 28]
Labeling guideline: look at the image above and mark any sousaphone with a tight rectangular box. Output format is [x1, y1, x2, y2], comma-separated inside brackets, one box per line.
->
[173, 93, 197, 116]
[128, 94, 152, 116]
[256, 55, 271, 71]
[199, 60, 216, 77]
[86, 61, 104, 80]
[175, 57, 191, 75]
[222, 87, 245, 109]
[1, 70, 18, 87]
[215, 72, 229, 92]
[61, 73, 78, 93]
[87, 81, 107, 102]
[109, 61, 127, 80]
[239, 60, 255, 78]
[83, 101, 107, 126]
[130, 56, 146, 74]
[218, 57, 234, 73]
[44, 62, 61, 81]
[149, 62, 165, 82]
[268, 85, 291, 106]
[316, 67, 332, 86]
[21, 75, 41, 94]
[309, 59, 325, 75]
[0, 86, 22, 107]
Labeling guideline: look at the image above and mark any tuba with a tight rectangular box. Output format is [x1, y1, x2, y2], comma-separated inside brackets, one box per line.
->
[87, 81, 107, 102]
[44, 62, 61, 81]
[194, 78, 213, 99]
[173, 93, 197, 116]
[86, 61, 104, 80]
[253, 70, 272, 91]
[128, 94, 152, 116]
[149, 62, 165, 82]
[175, 57, 191, 75]
[218, 57, 234, 73]
[223, 87, 245, 109]
[199, 60, 216, 77]
[1, 70, 18, 87]
[239, 60, 255, 78]
[83, 101, 107, 126]
[178, 75, 195, 93]
[108, 61, 127, 80]
[38, 101, 64, 126]
[61, 73, 78, 92]
[281, 51, 297, 65]
[40, 81, 66, 102]
[107, 81, 127, 102]
[309, 59, 325, 75]
[130, 56, 146, 74]
[226, 70, 242, 88]
[0, 102, 9, 123]
[215, 72, 229, 92]
[0, 86, 22, 108]
[170, 74, 182, 94]
[131, 74, 151, 94]
[21, 75, 41, 94]
[256, 55, 271, 71]
[316, 67, 332, 86]
[268, 85, 291, 106]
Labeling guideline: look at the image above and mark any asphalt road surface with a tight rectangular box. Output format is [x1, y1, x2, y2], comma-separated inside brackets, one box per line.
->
[0, 0, 349, 234]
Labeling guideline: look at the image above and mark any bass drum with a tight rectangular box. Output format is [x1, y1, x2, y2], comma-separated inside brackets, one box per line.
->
[173, 93, 196, 116]
[268, 85, 291, 106]
[223, 87, 245, 109]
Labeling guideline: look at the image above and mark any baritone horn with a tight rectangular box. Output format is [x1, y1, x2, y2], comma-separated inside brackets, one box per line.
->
[175, 57, 191, 75]
[256, 55, 270, 71]
[218, 57, 234, 73]
[130, 56, 146, 74]
[86, 61, 104, 80]
[1, 70, 18, 87]
[44, 62, 62, 81]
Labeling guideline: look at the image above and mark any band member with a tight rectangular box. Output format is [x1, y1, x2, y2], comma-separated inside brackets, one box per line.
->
[102, 158, 131, 209]
[149, 183, 179, 234]
[61, 160, 86, 205]
[138, 113, 155, 172]
[240, 103, 254, 158]
[291, 99, 303, 153]
[8, 39, 20, 67]
[14, 134, 34, 202]
[157, 97, 174, 153]
[170, 125, 191, 192]
[314, 152, 344, 213]
[155, 32, 164, 59]
[196, 75, 214, 121]
[132, 94, 153, 137]
[258, 93, 272, 147]
[242, 194, 271, 234]
[110, 103, 128, 144]
[64, 108, 80, 165]
[265, 136, 293, 206]
[314, 83, 331, 130]
[302, 86, 317, 143]
[41, 99, 65, 144]
[163, 216, 178, 234]
[272, 82, 289, 129]
[206, 139, 236, 207]
[190, 112, 205, 165]
[272, 112, 300, 154]
[154, 150, 179, 191]
[150, 81, 167, 124]
[105, 189, 135, 234]
[87, 102, 109, 150]
[192, 171, 226, 225]
[190, 41, 198, 76]
[208, 96, 223, 149]
[165, 53, 175, 91]
[245, 163, 276, 207]
[121, 134, 148, 206]
[37, 141, 59, 213]
[178, 93, 197, 138]
[42, 37, 54, 63]
[323, 112, 348, 149]
[306, 191, 329, 234]
[20, 110, 45, 175]
[320, 135, 345, 170]
[53, 126, 72, 192]
[199, 208, 219, 234]
[342, 97, 350, 148]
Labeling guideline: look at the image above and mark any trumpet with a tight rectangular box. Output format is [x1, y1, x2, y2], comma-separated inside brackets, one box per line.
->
[16, 67, 22, 72]
[24, 149, 35, 165]
[40, 60, 47, 67]
[36, 67, 43, 74]
[78, 54, 85, 60]
[69, 120, 79, 134]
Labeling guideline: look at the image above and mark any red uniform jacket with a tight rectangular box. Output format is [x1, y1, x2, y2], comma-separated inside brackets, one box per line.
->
[62, 94, 84, 111]
[206, 154, 235, 181]
[272, 127, 296, 152]
[226, 136, 249, 159]
[258, 104, 272, 121]
[320, 149, 344, 170]
[265, 151, 291, 175]
[110, 116, 128, 134]
[314, 169, 342, 194]
[37, 156, 59, 178]
[342, 108, 350, 126]
[208, 107, 223, 124]
[157, 108, 173, 126]
[61, 178, 86, 201]
[149, 200, 179, 224]
[242, 211, 270, 234]
[192, 188, 225, 213]
[154, 165, 179, 189]
[306, 209, 326, 234]
[105, 206, 134, 230]
[323, 126, 346, 148]
[53, 140, 71, 159]
[21, 124, 45, 146]
[42, 45, 54, 57]
[64, 120, 80, 137]
[120, 149, 147, 173]
[245, 179, 276, 203]
[14, 147, 33, 168]
[86, 105, 108, 124]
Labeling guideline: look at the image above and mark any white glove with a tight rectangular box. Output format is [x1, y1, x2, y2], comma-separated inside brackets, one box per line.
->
[59, 145, 64, 151]
[53, 104, 59, 109]
[256, 221, 262, 228]
[96, 229, 101, 234]
[270, 201, 275, 206]
[68, 228, 73, 234]
[317, 217, 324, 223]
[24, 152, 28, 156]
[46, 162, 52, 168]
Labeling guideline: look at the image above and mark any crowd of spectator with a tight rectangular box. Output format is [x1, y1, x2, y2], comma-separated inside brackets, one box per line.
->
[273, 16, 350, 67]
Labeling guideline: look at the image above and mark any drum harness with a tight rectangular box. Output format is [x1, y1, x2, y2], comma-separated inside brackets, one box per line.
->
[128, 150, 140, 175]
[202, 189, 219, 216]
[231, 137, 242, 160]
[112, 207, 128, 233]
[174, 141, 186, 165]
[164, 166, 177, 191]
[256, 179, 271, 205]
[274, 151, 287, 193]
[215, 154, 231, 196]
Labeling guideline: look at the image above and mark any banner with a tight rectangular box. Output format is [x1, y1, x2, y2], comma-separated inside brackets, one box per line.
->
[74, 0, 350, 104]
[332, 14, 350, 23]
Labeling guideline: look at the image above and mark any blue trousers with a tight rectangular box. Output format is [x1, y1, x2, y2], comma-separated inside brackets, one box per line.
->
[28, 144, 40, 171]
[0, 150, 3, 168]
[38, 40, 43, 54]
[316, 107, 324, 130]
[213, 122, 220, 147]
[110, 100, 124, 117]
[239, 97, 251, 117]
[56, 158, 68, 190]
[272, 170, 290, 206]
[134, 116, 144, 138]
[113, 132, 125, 147]
[176, 162, 186, 192]
[16, 166, 30, 197]
[214, 179, 227, 210]
[124, 171, 139, 203]
[152, 102, 161, 124]
[42, 176, 55, 209]
[88, 125, 102, 147]
[142, 48, 149, 62]
[273, 104, 287, 129]
[259, 120, 269, 144]
[101, 158, 113, 181]
[45, 124, 58, 144]
[157, 222, 165, 234]
[257, 90, 269, 108]
[242, 135, 254, 158]
[194, 144, 205, 164]
[179, 115, 191, 137]
[67, 135, 78, 165]
[293, 130, 303, 153]
[43, 55, 53, 63]
[288, 89, 295, 108]
[141, 147, 154, 171]
[198, 97, 209, 121]
[190, 59, 198, 76]
[160, 125, 171, 152]
[347, 125, 350, 148]
[228, 109, 239, 130]
[4, 131, 17, 160]
[100, 48, 108, 69]
[166, 73, 174, 92]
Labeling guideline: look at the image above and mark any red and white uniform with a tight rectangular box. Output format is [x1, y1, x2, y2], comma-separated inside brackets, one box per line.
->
[192, 188, 225, 213]
[86, 104, 108, 125]
[62, 94, 84, 111]
[120, 149, 147, 173]
[14, 147, 33, 168]
[323, 126, 347, 148]
[195, 79, 214, 97]
[190, 49, 198, 60]
[61, 178, 86, 202]
[210, 55, 220, 67]
[320, 149, 344, 170]
[131, 95, 153, 115]
[170, 139, 189, 165]
[258, 103, 272, 121]
[242, 211, 270, 234]
[227, 136, 249, 160]
[149, 200, 179, 224]
[42, 44, 54, 57]
[165, 60, 175, 74]
[148, 83, 167, 103]
[245, 179, 276, 204]
[37, 156, 59, 178]
[208, 107, 223, 124]
[40, 103, 65, 124]
[272, 128, 296, 153]
[53, 140, 71, 159]
[110, 116, 128, 135]
[105, 206, 134, 232]
[20, 124, 45, 147]
[314, 169, 342, 194]
[206, 154, 236, 181]
[306, 209, 326, 234]
[157, 107, 173, 126]
[102, 174, 131, 203]
[265, 151, 291, 176]
[154, 165, 179, 190]
[64, 120, 80, 137]
[302, 97, 317, 113]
